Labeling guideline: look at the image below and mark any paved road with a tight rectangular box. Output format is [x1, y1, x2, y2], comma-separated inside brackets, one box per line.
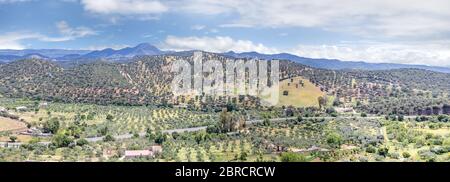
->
[85, 126, 208, 142]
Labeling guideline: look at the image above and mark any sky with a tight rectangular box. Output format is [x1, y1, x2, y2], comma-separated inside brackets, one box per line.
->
[1, 0, 450, 67]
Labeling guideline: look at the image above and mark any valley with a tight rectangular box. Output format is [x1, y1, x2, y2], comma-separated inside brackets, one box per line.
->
[0, 51, 449, 162]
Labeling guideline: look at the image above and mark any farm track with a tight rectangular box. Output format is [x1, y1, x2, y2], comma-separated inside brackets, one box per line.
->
[86, 115, 412, 142]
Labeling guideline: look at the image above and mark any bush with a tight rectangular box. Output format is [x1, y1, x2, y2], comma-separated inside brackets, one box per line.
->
[9, 136, 17, 143]
[52, 131, 74, 148]
[402, 152, 411, 158]
[377, 147, 389, 157]
[326, 132, 343, 148]
[76, 138, 89, 146]
[280, 152, 308, 162]
[389, 152, 400, 159]
[366, 146, 376, 153]
[43, 119, 60, 134]
[103, 134, 115, 142]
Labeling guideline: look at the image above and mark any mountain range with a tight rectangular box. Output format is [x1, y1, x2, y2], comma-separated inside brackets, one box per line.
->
[1, 43, 449, 73]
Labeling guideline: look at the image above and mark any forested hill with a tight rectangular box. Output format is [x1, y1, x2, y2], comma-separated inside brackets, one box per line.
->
[0, 53, 449, 115]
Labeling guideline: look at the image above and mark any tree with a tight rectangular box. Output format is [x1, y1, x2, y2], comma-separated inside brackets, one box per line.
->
[297, 116, 303, 123]
[154, 133, 166, 144]
[378, 147, 389, 157]
[326, 132, 343, 148]
[132, 132, 140, 139]
[98, 126, 109, 136]
[219, 108, 231, 132]
[52, 130, 74, 148]
[106, 114, 114, 121]
[239, 152, 248, 161]
[263, 118, 271, 126]
[206, 125, 221, 134]
[280, 152, 308, 162]
[43, 118, 60, 134]
[9, 136, 17, 143]
[402, 152, 411, 158]
[76, 138, 89, 146]
[194, 132, 206, 144]
[366, 145, 376, 153]
[318, 96, 327, 109]
[332, 98, 341, 106]
[361, 113, 367, 117]
[103, 134, 115, 142]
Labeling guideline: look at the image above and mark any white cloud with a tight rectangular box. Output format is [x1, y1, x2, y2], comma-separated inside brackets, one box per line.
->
[191, 25, 206, 30]
[54, 21, 97, 41]
[175, 0, 450, 38]
[289, 41, 450, 67]
[81, 0, 168, 15]
[86, 44, 129, 50]
[159, 35, 450, 67]
[161, 35, 278, 53]
[0, 0, 32, 3]
[0, 32, 36, 49]
[0, 21, 96, 49]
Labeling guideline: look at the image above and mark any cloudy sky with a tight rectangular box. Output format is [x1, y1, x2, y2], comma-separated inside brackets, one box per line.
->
[1, 0, 450, 66]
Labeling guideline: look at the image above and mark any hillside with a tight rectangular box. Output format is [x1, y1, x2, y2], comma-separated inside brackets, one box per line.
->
[0, 52, 449, 115]
[278, 76, 325, 107]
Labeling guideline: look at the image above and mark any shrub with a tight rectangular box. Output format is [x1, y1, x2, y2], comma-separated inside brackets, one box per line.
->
[280, 152, 308, 162]
[9, 136, 17, 143]
[326, 132, 343, 148]
[366, 146, 376, 153]
[76, 139, 89, 146]
[103, 134, 115, 142]
[402, 152, 411, 158]
[377, 147, 389, 157]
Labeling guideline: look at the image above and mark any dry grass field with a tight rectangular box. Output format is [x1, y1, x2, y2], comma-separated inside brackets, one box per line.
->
[0, 116, 27, 132]
[277, 76, 325, 107]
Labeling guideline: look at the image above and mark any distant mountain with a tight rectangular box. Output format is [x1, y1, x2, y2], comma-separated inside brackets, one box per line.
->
[1, 43, 450, 73]
[222, 51, 450, 73]
[80, 43, 164, 60]
[0, 53, 52, 62]
[0, 43, 164, 62]
[0, 49, 90, 59]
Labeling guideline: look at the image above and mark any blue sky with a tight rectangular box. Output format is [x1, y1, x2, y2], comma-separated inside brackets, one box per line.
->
[1, 0, 450, 66]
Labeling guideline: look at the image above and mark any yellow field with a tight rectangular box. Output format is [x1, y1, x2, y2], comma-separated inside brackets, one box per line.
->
[0, 116, 27, 132]
[416, 128, 450, 136]
[277, 76, 325, 107]
[0, 135, 33, 142]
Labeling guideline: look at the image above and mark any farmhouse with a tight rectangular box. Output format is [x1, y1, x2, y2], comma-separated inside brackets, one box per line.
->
[124, 150, 154, 159]
[39, 102, 48, 108]
[16, 106, 28, 112]
[0, 142, 22, 148]
[124, 145, 162, 159]
[291, 146, 330, 153]
[335, 107, 356, 114]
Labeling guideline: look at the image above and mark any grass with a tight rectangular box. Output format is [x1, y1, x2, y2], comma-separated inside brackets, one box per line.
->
[0, 116, 27, 132]
[277, 76, 325, 107]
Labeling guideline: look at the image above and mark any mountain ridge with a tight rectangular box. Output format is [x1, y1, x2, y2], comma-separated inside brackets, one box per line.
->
[1, 43, 449, 73]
